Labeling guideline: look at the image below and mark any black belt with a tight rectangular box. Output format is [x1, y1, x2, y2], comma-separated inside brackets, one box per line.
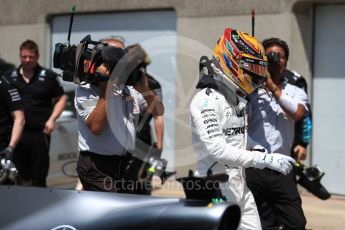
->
[80, 151, 125, 160]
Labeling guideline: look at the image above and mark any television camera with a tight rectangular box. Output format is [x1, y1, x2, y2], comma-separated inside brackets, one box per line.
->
[53, 6, 145, 85]
[53, 35, 126, 84]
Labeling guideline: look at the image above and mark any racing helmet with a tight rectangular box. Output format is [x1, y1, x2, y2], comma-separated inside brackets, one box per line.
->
[213, 28, 268, 94]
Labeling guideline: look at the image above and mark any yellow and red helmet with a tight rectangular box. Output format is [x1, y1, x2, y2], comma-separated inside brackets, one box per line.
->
[213, 28, 268, 94]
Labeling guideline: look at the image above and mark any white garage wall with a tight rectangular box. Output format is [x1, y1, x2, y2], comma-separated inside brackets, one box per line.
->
[50, 11, 177, 169]
[313, 4, 345, 195]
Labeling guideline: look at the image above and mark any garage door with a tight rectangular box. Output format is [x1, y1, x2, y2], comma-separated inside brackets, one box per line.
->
[50, 11, 177, 169]
[313, 4, 345, 195]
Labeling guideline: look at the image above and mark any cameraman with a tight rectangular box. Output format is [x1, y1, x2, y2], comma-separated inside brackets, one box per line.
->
[75, 37, 164, 192]
[245, 38, 308, 229]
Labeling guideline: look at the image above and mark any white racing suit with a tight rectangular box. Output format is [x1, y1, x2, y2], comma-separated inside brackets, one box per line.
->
[190, 87, 261, 230]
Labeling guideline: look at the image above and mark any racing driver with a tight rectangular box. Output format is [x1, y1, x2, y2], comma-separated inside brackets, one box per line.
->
[190, 28, 296, 230]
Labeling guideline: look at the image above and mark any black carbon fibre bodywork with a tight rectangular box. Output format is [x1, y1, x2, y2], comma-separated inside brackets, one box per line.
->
[0, 186, 240, 230]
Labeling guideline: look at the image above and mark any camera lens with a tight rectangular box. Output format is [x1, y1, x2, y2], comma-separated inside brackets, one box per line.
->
[266, 52, 280, 64]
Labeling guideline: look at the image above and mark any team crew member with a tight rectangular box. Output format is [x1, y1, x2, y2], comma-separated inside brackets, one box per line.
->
[246, 37, 308, 229]
[75, 37, 164, 192]
[0, 57, 15, 73]
[0, 74, 25, 170]
[136, 73, 164, 155]
[190, 28, 295, 230]
[5, 39, 66, 187]
[126, 52, 164, 195]
[126, 71, 164, 195]
[285, 69, 312, 161]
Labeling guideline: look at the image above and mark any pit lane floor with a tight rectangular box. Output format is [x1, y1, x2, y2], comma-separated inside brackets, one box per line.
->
[152, 178, 345, 230]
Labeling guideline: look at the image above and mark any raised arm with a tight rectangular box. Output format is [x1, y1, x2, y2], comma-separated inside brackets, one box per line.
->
[133, 72, 164, 116]
[266, 71, 307, 121]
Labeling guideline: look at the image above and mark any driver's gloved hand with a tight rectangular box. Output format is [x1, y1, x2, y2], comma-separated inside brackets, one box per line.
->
[254, 152, 296, 175]
[0, 146, 14, 161]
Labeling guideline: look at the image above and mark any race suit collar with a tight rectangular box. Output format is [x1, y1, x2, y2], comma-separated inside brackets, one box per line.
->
[196, 70, 240, 106]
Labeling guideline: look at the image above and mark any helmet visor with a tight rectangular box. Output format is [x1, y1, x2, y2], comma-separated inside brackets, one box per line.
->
[239, 57, 267, 79]
[242, 70, 266, 89]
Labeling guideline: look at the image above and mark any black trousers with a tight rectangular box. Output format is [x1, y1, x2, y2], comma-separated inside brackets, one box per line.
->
[245, 168, 306, 230]
[123, 151, 152, 195]
[13, 132, 50, 187]
[77, 151, 151, 194]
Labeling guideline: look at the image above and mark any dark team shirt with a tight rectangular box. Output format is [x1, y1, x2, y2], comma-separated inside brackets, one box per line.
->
[5, 65, 64, 132]
[136, 74, 162, 145]
[0, 58, 15, 73]
[284, 69, 312, 148]
[0, 74, 22, 142]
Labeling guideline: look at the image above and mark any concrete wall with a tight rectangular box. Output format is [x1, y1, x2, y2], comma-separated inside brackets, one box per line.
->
[0, 23, 49, 66]
[0, 0, 286, 66]
[1, 0, 344, 176]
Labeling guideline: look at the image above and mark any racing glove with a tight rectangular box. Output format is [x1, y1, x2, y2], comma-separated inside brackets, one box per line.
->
[0, 146, 14, 161]
[254, 152, 296, 175]
[0, 158, 18, 183]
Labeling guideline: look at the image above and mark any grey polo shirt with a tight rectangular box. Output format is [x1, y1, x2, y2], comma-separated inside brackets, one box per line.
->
[247, 82, 308, 156]
[75, 83, 147, 156]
